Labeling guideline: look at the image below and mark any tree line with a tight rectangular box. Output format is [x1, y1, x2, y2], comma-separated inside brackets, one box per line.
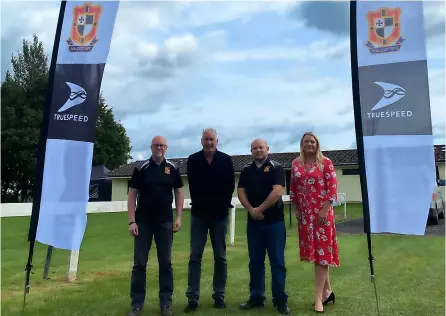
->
[1, 34, 132, 203]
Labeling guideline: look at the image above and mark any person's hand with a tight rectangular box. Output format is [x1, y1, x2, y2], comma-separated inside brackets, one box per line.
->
[251, 207, 264, 220]
[294, 206, 301, 222]
[129, 222, 139, 236]
[173, 218, 182, 233]
[318, 207, 329, 225]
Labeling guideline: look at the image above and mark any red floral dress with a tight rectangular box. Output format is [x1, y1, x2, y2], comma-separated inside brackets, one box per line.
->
[290, 156, 340, 267]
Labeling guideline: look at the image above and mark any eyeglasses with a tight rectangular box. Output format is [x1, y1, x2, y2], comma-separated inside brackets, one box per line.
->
[152, 144, 167, 148]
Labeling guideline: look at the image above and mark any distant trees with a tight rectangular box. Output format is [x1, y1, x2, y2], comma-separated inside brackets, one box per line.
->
[1, 34, 132, 202]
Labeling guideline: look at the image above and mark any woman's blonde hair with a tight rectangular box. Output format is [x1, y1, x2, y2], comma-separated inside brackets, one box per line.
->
[297, 132, 325, 166]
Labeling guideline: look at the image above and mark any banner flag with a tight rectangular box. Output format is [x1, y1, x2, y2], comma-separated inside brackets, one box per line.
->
[351, 1, 436, 235]
[28, 1, 120, 250]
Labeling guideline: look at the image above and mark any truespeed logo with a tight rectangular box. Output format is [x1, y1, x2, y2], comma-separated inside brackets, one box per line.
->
[367, 81, 411, 119]
[54, 82, 89, 122]
[58, 82, 87, 112]
[371, 82, 405, 110]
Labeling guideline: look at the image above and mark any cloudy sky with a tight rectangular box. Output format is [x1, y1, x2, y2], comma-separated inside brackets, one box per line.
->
[1, 0, 445, 161]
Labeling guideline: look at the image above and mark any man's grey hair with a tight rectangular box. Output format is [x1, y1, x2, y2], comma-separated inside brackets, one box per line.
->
[202, 127, 217, 136]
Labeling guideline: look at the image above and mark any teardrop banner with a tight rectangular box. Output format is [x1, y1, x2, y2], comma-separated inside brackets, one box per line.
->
[350, 0, 435, 237]
[23, 0, 120, 309]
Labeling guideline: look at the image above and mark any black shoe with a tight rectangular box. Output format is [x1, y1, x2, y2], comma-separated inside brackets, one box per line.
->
[161, 305, 173, 316]
[184, 301, 198, 313]
[322, 292, 335, 305]
[275, 302, 291, 315]
[128, 307, 142, 316]
[214, 299, 226, 309]
[239, 300, 265, 310]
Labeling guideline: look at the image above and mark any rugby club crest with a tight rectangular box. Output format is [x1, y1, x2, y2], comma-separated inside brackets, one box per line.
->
[67, 3, 102, 52]
[365, 7, 405, 54]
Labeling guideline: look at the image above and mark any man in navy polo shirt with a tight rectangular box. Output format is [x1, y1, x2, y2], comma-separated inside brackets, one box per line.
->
[127, 135, 184, 316]
[237, 138, 290, 315]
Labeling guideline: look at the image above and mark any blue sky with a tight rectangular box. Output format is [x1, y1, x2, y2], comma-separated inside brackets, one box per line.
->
[1, 0, 445, 162]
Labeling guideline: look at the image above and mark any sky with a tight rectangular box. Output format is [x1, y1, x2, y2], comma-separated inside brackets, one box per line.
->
[1, 0, 445, 162]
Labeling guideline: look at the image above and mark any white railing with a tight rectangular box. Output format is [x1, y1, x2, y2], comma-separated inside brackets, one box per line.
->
[1, 193, 348, 282]
[1, 194, 348, 246]
[334, 193, 347, 219]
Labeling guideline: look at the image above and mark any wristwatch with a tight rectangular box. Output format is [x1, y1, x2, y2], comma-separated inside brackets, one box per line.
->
[129, 221, 136, 226]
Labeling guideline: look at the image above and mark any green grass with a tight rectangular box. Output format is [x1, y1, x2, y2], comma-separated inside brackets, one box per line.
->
[1, 206, 444, 316]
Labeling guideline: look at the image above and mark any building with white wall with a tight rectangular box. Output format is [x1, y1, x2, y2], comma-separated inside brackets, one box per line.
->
[102, 145, 445, 203]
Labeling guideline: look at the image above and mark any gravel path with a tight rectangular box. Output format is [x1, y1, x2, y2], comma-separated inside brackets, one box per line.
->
[336, 217, 445, 236]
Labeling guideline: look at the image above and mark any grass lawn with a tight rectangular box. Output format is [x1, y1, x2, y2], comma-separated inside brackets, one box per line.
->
[1, 205, 444, 316]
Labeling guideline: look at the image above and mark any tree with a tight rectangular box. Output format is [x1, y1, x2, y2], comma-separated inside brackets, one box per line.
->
[1, 34, 132, 202]
[93, 95, 132, 170]
[10, 34, 49, 90]
[1, 35, 48, 202]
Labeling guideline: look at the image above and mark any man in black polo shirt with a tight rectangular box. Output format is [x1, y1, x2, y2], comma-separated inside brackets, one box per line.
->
[127, 136, 184, 316]
[237, 138, 290, 315]
[184, 128, 235, 312]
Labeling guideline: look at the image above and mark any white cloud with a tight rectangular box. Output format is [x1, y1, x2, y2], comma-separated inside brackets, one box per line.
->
[172, 1, 295, 28]
[135, 42, 159, 62]
[423, 0, 445, 37]
[1, 1, 444, 161]
[212, 38, 350, 62]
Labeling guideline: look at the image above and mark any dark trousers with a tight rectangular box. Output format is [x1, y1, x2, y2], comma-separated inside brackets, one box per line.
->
[247, 220, 288, 305]
[130, 221, 173, 309]
[186, 215, 228, 303]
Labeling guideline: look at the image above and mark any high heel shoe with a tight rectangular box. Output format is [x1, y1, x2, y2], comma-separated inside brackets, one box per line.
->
[322, 292, 335, 306]
[314, 301, 324, 313]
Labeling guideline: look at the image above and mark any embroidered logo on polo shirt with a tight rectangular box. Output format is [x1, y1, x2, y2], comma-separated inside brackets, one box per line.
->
[165, 167, 170, 175]
[264, 166, 270, 172]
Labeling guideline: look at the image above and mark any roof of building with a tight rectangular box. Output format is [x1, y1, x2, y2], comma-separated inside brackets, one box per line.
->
[90, 165, 110, 181]
[102, 144, 445, 178]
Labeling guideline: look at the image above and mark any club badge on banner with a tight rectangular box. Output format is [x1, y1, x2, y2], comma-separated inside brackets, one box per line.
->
[351, 1, 436, 235]
[30, 1, 120, 251]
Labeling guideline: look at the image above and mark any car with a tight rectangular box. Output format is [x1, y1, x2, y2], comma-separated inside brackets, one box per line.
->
[428, 192, 445, 225]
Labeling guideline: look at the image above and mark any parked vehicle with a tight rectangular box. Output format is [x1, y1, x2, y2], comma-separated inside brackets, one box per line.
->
[428, 192, 445, 225]
[427, 165, 445, 225]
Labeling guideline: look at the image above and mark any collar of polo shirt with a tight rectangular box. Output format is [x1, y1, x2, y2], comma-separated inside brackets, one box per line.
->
[252, 157, 271, 169]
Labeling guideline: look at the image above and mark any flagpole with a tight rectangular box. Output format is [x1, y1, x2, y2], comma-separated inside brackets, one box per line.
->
[349, 1, 380, 315]
[22, 1, 67, 314]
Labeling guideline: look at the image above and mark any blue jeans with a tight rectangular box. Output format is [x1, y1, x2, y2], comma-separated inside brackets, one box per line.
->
[247, 220, 288, 305]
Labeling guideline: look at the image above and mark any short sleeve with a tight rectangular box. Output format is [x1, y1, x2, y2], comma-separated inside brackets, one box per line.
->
[238, 169, 247, 189]
[273, 165, 285, 187]
[173, 166, 184, 189]
[128, 167, 141, 190]
[323, 158, 338, 201]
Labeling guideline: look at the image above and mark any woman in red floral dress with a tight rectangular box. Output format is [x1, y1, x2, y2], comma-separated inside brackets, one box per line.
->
[290, 132, 340, 313]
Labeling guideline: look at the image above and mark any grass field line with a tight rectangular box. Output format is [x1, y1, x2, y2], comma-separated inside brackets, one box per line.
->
[2, 206, 444, 316]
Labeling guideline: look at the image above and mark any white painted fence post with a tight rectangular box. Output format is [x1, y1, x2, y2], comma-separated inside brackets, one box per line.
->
[334, 193, 347, 219]
[66, 250, 79, 282]
[344, 193, 347, 219]
[230, 206, 236, 247]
